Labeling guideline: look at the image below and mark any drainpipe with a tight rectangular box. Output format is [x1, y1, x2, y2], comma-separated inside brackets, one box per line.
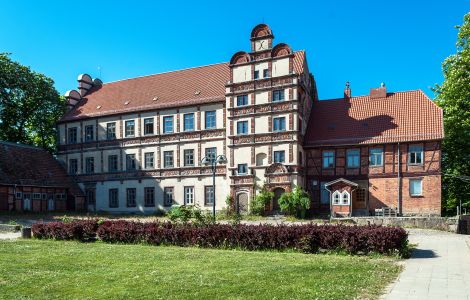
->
[397, 142, 402, 216]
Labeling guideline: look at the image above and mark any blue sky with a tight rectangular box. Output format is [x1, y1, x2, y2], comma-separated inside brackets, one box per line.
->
[0, 1, 468, 99]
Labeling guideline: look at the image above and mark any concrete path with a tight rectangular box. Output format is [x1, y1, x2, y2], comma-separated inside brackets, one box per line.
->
[383, 229, 470, 300]
[0, 232, 21, 240]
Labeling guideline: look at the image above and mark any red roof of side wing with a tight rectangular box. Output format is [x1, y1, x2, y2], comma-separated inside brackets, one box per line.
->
[304, 90, 444, 146]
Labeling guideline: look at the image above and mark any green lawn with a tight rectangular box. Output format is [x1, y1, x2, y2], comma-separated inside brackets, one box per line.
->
[0, 240, 401, 300]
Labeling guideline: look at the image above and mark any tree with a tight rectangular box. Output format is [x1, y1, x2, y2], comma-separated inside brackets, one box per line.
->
[0, 53, 65, 152]
[434, 13, 470, 215]
[278, 186, 311, 219]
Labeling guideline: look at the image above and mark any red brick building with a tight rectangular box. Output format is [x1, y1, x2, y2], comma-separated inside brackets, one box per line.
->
[0, 141, 84, 212]
[304, 86, 443, 216]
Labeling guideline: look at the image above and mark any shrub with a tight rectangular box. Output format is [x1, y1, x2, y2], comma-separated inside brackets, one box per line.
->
[251, 185, 274, 215]
[32, 219, 99, 242]
[278, 186, 311, 218]
[167, 205, 213, 225]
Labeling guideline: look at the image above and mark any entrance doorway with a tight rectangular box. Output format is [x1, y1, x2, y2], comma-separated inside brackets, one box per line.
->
[272, 187, 285, 212]
[236, 192, 249, 214]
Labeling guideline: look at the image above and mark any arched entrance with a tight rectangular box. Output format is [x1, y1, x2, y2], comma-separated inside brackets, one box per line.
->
[236, 192, 249, 214]
[272, 187, 285, 212]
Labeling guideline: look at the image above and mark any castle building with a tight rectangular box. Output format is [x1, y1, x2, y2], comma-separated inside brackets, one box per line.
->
[55, 24, 443, 216]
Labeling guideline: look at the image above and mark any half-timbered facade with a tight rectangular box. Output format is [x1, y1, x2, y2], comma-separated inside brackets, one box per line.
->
[57, 24, 443, 216]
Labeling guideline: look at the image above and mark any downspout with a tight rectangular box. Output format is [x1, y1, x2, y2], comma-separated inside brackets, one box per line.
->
[397, 142, 402, 216]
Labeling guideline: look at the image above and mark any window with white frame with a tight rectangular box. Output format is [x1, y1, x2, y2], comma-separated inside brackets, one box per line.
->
[184, 149, 194, 166]
[273, 150, 285, 163]
[85, 125, 94, 142]
[342, 191, 350, 205]
[163, 151, 174, 168]
[106, 122, 116, 140]
[409, 178, 423, 196]
[346, 149, 360, 168]
[125, 120, 135, 137]
[163, 116, 174, 133]
[183, 113, 195, 132]
[273, 117, 286, 132]
[237, 95, 248, 106]
[126, 188, 136, 207]
[144, 118, 154, 135]
[408, 145, 423, 165]
[272, 89, 285, 102]
[205, 186, 214, 205]
[126, 154, 136, 171]
[108, 155, 118, 172]
[205, 147, 217, 162]
[144, 152, 154, 169]
[164, 187, 174, 206]
[205, 111, 216, 129]
[263, 69, 269, 78]
[109, 189, 119, 208]
[184, 187, 194, 205]
[332, 191, 341, 205]
[369, 148, 383, 166]
[237, 164, 248, 175]
[237, 121, 248, 135]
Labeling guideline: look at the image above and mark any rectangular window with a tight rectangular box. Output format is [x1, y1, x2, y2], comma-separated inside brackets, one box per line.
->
[273, 89, 285, 102]
[144, 118, 154, 135]
[144, 187, 155, 207]
[237, 121, 248, 135]
[409, 145, 423, 165]
[125, 120, 135, 137]
[205, 186, 214, 205]
[237, 95, 248, 106]
[323, 151, 335, 168]
[163, 151, 174, 168]
[126, 154, 136, 171]
[263, 69, 269, 78]
[144, 152, 154, 169]
[126, 188, 136, 207]
[85, 125, 94, 142]
[69, 159, 78, 175]
[85, 157, 94, 174]
[164, 187, 174, 206]
[274, 150, 285, 163]
[163, 116, 174, 133]
[106, 122, 116, 140]
[254, 70, 259, 80]
[237, 164, 248, 175]
[183, 113, 194, 132]
[369, 148, 383, 167]
[86, 189, 95, 205]
[68, 127, 77, 144]
[205, 111, 216, 129]
[184, 149, 194, 166]
[109, 189, 119, 208]
[184, 187, 194, 205]
[108, 155, 118, 172]
[205, 147, 217, 162]
[409, 179, 423, 196]
[273, 117, 286, 132]
[346, 149, 360, 168]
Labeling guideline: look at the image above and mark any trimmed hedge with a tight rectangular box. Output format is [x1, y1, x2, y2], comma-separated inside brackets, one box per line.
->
[32, 220, 99, 242]
[32, 220, 408, 256]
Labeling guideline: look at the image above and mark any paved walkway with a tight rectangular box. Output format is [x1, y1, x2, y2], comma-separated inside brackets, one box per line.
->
[383, 229, 470, 300]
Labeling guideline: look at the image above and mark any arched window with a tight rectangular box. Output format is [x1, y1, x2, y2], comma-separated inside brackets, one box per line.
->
[332, 191, 341, 205]
[341, 191, 350, 205]
[256, 153, 267, 166]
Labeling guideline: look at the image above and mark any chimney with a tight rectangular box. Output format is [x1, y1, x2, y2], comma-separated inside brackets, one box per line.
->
[370, 82, 387, 99]
[344, 81, 351, 98]
[77, 74, 94, 97]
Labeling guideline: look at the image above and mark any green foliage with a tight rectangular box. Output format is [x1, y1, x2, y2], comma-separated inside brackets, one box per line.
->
[278, 186, 311, 218]
[167, 205, 214, 225]
[0, 53, 65, 152]
[434, 13, 470, 215]
[250, 185, 274, 215]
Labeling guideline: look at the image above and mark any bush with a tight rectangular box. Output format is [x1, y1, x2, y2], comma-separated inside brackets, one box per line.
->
[167, 205, 214, 225]
[95, 221, 408, 256]
[251, 185, 274, 215]
[32, 219, 99, 242]
[278, 186, 311, 218]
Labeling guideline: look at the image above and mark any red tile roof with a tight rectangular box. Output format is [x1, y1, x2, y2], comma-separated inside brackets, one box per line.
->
[304, 90, 444, 146]
[60, 51, 306, 122]
[0, 141, 83, 196]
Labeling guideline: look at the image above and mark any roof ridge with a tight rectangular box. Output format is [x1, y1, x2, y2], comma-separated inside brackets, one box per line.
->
[319, 89, 423, 102]
[0, 140, 44, 151]
[100, 61, 229, 86]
